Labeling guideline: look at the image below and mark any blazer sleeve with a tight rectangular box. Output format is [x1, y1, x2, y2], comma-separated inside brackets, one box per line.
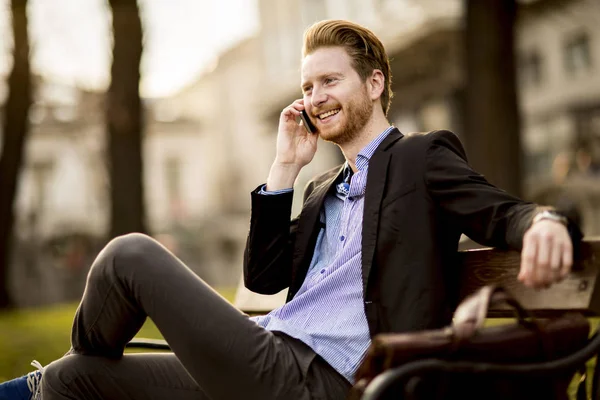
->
[424, 130, 557, 250]
[243, 185, 297, 294]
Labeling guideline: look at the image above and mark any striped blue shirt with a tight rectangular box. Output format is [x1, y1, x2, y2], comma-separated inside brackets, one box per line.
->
[252, 126, 394, 383]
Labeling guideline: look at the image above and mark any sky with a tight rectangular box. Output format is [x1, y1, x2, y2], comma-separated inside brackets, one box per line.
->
[0, 0, 259, 98]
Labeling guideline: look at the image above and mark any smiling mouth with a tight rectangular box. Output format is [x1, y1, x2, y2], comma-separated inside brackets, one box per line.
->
[317, 108, 341, 120]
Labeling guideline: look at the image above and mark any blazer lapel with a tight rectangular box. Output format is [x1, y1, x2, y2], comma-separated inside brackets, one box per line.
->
[362, 128, 404, 295]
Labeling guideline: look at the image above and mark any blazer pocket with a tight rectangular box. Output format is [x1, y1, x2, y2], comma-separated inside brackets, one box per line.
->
[381, 183, 416, 210]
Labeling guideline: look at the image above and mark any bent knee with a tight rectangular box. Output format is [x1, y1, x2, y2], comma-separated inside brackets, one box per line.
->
[111, 233, 164, 265]
[107, 233, 157, 255]
[90, 233, 162, 278]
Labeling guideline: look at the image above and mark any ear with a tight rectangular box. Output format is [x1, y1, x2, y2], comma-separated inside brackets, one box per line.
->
[367, 69, 385, 101]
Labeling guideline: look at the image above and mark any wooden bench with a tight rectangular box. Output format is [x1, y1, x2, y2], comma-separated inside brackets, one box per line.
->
[127, 238, 600, 398]
[361, 237, 600, 399]
[457, 237, 600, 318]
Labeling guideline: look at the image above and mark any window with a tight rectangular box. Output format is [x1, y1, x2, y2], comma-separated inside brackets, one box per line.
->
[519, 50, 544, 88]
[564, 32, 593, 77]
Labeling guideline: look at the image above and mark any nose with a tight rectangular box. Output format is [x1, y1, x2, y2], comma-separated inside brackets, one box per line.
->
[311, 87, 327, 109]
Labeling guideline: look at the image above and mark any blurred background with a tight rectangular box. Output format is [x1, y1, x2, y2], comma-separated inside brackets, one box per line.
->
[0, 0, 599, 315]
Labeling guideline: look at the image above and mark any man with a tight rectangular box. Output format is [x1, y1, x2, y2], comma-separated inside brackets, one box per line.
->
[0, 19, 579, 400]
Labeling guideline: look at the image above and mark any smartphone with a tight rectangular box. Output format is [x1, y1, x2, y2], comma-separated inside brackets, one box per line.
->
[299, 109, 317, 134]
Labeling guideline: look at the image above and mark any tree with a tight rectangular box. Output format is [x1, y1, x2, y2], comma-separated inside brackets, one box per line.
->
[464, 0, 522, 197]
[0, 0, 32, 309]
[106, 0, 147, 238]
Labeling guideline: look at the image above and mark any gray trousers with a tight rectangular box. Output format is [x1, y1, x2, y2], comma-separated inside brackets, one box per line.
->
[40, 233, 351, 400]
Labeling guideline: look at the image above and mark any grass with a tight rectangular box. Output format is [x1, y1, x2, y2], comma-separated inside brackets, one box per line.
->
[0, 287, 237, 381]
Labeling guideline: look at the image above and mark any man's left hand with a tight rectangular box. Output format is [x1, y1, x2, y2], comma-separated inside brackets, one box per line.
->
[518, 219, 573, 288]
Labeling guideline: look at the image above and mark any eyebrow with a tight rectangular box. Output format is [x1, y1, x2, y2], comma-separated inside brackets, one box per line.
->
[301, 72, 344, 90]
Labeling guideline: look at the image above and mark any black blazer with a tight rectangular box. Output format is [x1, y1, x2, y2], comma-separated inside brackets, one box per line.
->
[244, 129, 548, 336]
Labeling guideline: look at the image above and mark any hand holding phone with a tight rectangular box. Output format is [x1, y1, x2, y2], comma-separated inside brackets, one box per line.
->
[299, 110, 317, 134]
[269, 101, 318, 190]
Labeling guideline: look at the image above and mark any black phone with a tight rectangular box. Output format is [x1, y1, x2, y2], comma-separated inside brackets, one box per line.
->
[299, 109, 317, 134]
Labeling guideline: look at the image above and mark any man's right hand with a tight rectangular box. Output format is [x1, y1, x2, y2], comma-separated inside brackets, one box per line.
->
[266, 100, 319, 191]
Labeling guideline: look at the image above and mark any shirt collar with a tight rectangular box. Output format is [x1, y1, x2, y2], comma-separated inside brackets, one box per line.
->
[349, 125, 395, 173]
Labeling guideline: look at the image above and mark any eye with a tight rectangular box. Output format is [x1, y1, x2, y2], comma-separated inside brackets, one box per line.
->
[324, 77, 337, 85]
[302, 86, 312, 95]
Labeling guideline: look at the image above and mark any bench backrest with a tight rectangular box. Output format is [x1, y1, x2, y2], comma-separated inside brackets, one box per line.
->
[234, 238, 600, 317]
[458, 237, 600, 317]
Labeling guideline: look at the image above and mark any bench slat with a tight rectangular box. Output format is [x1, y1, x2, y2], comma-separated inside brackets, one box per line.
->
[458, 238, 600, 317]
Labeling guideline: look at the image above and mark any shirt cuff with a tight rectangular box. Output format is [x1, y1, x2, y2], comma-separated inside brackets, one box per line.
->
[258, 184, 293, 195]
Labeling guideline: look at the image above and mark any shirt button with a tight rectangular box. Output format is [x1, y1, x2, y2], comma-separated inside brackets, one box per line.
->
[320, 269, 326, 274]
[340, 235, 345, 241]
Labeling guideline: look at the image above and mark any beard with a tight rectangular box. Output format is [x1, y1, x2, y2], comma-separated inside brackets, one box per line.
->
[319, 86, 373, 146]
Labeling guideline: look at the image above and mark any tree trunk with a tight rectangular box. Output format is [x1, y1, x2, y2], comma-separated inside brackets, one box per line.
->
[0, 0, 32, 309]
[107, 0, 146, 238]
[464, 0, 522, 197]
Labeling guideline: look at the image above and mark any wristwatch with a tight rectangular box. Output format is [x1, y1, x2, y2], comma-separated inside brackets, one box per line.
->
[532, 210, 568, 226]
